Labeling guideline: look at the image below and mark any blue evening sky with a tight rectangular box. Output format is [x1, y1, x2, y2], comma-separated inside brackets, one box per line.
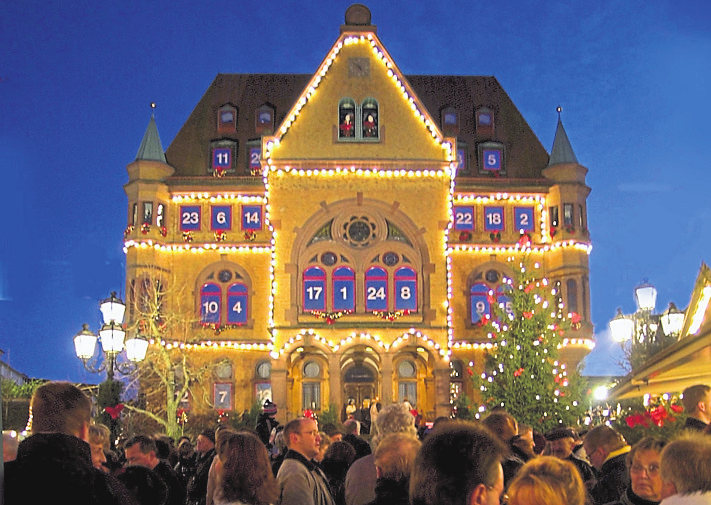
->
[0, 0, 709, 383]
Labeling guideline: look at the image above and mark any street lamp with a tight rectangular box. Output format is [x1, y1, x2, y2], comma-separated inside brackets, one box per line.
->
[73, 292, 148, 381]
[609, 281, 686, 370]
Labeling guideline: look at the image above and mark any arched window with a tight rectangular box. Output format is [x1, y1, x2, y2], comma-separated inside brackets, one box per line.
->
[394, 267, 417, 311]
[338, 99, 356, 139]
[227, 283, 248, 324]
[332, 266, 355, 312]
[303, 266, 327, 311]
[365, 266, 388, 311]
[200, 283, 221, 324]
[197, 266, 252, 328]
[302, 361, 321, 410]
[470, 283, 490, 324]
[567, 278, 578, 313]
[397, 360, 417, 406]
[361, 99, 379, 139]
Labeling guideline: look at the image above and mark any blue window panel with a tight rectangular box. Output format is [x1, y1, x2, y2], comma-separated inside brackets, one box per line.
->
[213, 383, 232, 410]
[497, 284, 514, 317]
[212, 148, 232, 170]
[180, 206, 201, 231]
[303, 266, 326, 311]
[483, 149, 501, 171]
[484, 207, 505, 232]
[332, 267, 355, 312]
[241, 205, 263, 231]
[200, 283, 221, 324]
[395, 267, 417, 311]
[470, 283, 490, 324]
[457, 148, 466, 171]
[365, 267, 388, 311]
[514, 207, 535, 232]
[227, 283, 248, 324]
[249, 147, 261, 171]
[211, 205, 232, 231]
[454, 206, 474, 231]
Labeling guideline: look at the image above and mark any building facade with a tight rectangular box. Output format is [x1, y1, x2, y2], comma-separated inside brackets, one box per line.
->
[123, 5, 594, 423]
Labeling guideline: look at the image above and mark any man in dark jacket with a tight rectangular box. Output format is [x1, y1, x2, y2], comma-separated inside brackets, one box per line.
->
[186, 429, 216, 505]
[584, 425, 631, 505]
[4, 381, 133, 505]
[124, 435, 185, 505]
[681, 384, 711, 432]
[545, 427, 596, 484]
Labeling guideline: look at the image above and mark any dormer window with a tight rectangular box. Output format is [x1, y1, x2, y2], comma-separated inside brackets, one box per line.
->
[441, 107, 459, 136]
[217, 104, 238, 133]
[476, 107, 494, 137]
[209, 140, 238, 176]
[478, 141, 505, 175]
[255, 104, 275, 136]
[338, 98, 380, 142]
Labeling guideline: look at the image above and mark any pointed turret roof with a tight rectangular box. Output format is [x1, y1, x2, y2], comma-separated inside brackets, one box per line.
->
[547, 116, 578, 167]
[135, 114, 166, 162]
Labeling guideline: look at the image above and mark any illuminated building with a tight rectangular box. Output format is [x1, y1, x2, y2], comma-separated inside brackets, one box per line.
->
[123, 5, 593, 422]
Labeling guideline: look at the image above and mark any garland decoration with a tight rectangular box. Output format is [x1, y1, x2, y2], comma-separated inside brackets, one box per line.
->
[372, 310, 411, 321]
[310, 310, 352, 324]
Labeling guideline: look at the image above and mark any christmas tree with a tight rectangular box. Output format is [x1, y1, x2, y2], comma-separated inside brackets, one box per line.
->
[474, 259, 587, 431]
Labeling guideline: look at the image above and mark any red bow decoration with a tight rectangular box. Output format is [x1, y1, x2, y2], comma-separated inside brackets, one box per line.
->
[523, 311, 534, 319]
[105, 404, 124, 420]
[570, 312, 581, 324]
[517, 233, 531, 246]
[513, 367, 524, 377]
[670, 404, 683, 413]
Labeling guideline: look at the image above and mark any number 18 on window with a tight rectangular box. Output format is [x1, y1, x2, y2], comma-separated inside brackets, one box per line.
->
[484, 207, 504, 232]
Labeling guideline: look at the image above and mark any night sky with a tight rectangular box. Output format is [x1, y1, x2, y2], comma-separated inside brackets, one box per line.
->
[1, 0, 709, 384]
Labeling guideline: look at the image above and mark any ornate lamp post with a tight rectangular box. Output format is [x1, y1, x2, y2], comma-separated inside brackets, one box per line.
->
[73, 292, 148, 380]
[609, 281, 686, 370]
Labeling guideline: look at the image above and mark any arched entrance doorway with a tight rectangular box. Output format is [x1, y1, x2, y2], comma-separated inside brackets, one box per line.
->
[342, 362, 378, 432]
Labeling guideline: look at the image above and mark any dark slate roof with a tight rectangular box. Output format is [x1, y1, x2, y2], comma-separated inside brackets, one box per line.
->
[547, 117, 578, 167]
[136, 115, 166, 163]
[165, 74, 551, 181]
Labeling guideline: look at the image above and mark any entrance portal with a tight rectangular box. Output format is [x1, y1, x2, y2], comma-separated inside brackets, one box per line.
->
[342, 363, 377, 431]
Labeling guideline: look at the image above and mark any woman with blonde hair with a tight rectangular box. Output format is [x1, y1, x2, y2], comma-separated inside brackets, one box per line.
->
[215, 431, 278, 505]
[507, 456, 586, 505]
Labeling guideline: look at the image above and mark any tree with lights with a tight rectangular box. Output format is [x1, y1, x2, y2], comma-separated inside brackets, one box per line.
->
[475, 260, 587, 431]
[122, 271, 229, 439]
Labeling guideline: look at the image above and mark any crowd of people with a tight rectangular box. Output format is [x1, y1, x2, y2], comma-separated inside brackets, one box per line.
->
[4, 381, 711, 505]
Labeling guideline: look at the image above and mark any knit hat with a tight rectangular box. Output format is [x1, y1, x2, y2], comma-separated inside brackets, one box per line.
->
[263, 399, 278, 415]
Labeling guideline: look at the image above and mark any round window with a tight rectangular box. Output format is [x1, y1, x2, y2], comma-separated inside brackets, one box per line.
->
[215, 361, 233, 379]
[398, 360, 416, 378]
[321, 252, 337, 266]
[303, 361, 321, 378]
[383, 252, 400, 266]
[218, 270, 233, 283]
[256, 361, 271, 379]
[485, 269, 500, 284]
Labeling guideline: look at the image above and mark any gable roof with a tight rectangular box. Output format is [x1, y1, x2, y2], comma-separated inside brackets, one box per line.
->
[262, 31, 454, 167]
